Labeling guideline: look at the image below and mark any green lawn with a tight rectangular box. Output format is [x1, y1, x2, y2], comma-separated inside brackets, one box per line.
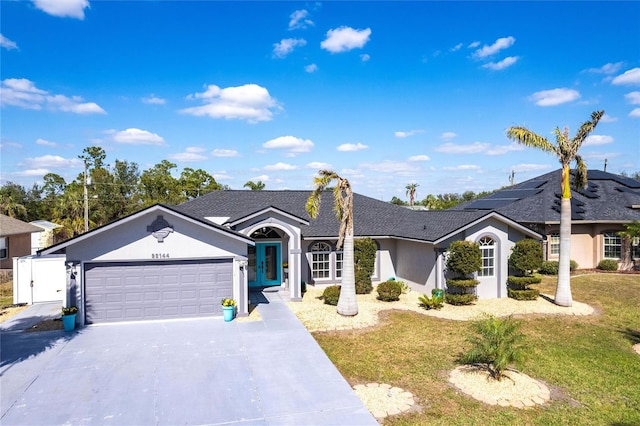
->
[314, 274, 640, 425]
[0, 280, 13, 307]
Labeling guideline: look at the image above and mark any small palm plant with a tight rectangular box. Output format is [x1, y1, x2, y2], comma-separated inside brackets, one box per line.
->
[460, 315, 527, 381]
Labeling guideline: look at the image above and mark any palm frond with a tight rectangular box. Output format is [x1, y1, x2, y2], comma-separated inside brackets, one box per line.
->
[506, 127, 556, 155]
[574, 156, 588, 190]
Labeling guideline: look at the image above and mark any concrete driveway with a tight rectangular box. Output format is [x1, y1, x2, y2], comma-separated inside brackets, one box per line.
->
[0, 292, 377, 425]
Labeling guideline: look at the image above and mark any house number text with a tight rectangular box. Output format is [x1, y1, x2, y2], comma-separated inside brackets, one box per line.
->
[151, 253, 170, 259]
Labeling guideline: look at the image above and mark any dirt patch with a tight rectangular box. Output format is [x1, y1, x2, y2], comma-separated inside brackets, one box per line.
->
[25, 318, 64, 332]
[0, 304, 29, 323]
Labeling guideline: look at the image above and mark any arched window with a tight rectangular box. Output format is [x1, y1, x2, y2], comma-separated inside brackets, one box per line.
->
[478, 236, 495, 277]
[310, 242, 331, 279]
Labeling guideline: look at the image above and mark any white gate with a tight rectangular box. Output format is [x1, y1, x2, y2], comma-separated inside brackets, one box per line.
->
[13, 255, 66, 304]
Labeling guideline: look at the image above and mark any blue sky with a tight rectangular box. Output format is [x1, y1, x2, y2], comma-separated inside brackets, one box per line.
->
[1, 0, 639, 202]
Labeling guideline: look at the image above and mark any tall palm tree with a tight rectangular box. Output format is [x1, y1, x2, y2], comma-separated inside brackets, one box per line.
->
[507, 110, 604, 307]
[306, 170, 357, 316]
[405, 183, 419, 207]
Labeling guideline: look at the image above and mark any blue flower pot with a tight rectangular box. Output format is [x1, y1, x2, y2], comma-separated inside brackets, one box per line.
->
[222, 306, 235, 322]
[62, 313, 76, 331]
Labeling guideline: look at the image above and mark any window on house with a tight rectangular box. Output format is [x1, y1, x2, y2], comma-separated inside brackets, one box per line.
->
[335, 251, 343, 278]
[549, 233, 560, 256]
[603, 232, 621, 259]
[478, 236, 495, 277]
[0, 237, 6, 259]
[633, 237, 640, 260]
[310, 242, 331, 279]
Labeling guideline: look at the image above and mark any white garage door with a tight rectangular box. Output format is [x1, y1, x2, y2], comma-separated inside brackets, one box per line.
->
[84, 259, 233, 324]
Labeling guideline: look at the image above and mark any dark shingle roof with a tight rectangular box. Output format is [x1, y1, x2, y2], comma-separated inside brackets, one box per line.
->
[453, 169, 640, 223]
[176, 190, 518, 242]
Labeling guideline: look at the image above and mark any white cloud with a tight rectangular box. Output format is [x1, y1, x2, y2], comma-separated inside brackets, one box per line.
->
[468, 41, 480, 49]
[264, 162, 298, 171]
[435, 142, 488, 154]
[289, 9, 313, 30]
[0, 34, 18, 50]
[169, 147, 207, 162]
[180, 83, 280, 123]
[212, 171, 233, 181]
[141, 95, 166, 105]
[360, 53, 370, 62]
[584, 134, 614, 146]
[511, 164, 552, 173]
[450, 43, 463, 52]
[321, 26, 371, 53]
[251, 174, 270, 182]
[528, 88, 581, 106]
[22, 154, 82, 169]
[582, 151, 621, 161]
[408, 155, 431, 162]
[263, 136, 314, 155]
[36, 138, 57, 147]
[625, 91, 640, 104]
[629, 108, 640, 118]
[0, 78, 106, 114]
[472, 36, 515, 59]
[600, 113, 617, 123]
[442, 164, 481, 171]
[32, 0, 90, 19]
[441, 132, 457, 140]
[486, 143, 524, 156]
[109, 128, 166, 145]
[273, 38, 307, 58]
[337, 142, 368, 152]
[611, 68, 640, 85]
[482, 56, 518, 70]
[305, 63, 318, 73]
[360, 160, 420, 176]
[16, 168, 50, 177]
[585, 62, 624, 74]
[394, 129, 424, 138]
[212, 148, 239, 157]
[306, 161, 332, 169]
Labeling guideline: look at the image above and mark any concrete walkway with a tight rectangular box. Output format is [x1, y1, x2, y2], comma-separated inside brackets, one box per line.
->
[0, 292, 377, 425]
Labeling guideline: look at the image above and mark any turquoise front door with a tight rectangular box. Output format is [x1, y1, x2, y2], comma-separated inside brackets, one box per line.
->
[248, 242, 281, 287]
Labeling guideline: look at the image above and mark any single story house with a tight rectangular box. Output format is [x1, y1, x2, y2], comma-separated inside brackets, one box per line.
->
[41, 191, 541, 326]
[0, 214, 42, 275]
[451, 170, 640, 270]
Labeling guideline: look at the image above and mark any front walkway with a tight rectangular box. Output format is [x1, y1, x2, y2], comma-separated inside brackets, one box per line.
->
[1, 292, 377, 425]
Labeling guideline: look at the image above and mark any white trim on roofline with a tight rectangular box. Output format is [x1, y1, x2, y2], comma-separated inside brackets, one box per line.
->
[433, 211, 542, 245]
[228, 207, 310, 227]
[39, 204, 254, 256]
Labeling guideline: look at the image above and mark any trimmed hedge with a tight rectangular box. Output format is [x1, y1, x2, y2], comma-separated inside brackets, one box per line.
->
[538, 260, 579, 275]
[445, 293, 477, 305]
[446, 278, 480, 288]
[509, 239, 543, 276]
[322, 285, 341, 306]
[446, 240, 482, 276]
[506, 275, 542, 290]
[597, 259, 619, 271]
[355, 238, 376, 294]
[376, 280, 402, 302]
[508, 288, 540, 301]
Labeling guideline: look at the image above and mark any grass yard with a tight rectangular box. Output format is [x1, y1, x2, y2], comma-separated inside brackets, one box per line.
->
[313, 274, 640, 425]
[0, 280, 13, 306]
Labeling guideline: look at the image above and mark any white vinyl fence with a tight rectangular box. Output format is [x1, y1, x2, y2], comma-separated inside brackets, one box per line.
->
[13, 255, 66, 305]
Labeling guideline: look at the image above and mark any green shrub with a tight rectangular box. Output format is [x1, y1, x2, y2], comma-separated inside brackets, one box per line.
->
[445, 293, 477, 305]
[446, 240, 482, 276]
[397, 280, 410, 294]
[322, 285, 341, 305]
[446, 278, 480, 288]
[376, 280, 402, 302]
[507, 288, 540, 300]
[509, 239, 543, 276]
[354, 238, 376, 294]
[539, 260, 578, 275]
[460, 315, 527, 381]
[418, 289, 444, 310]
[597, 259, 619, 271]
[506, 275, 542, 290]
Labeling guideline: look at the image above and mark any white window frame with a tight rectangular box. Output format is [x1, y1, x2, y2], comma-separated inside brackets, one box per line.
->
[335, 250, 343, 278]
[0, 237, 7, 260]
[603, 232, 622, 259]
[478, 236, 495, 277]
[632, 237, 640, 260]
[310, 242, 331, 279]
[549, 233, 560, 256]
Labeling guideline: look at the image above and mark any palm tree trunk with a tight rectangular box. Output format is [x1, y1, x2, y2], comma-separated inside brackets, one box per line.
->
[337, 233, 358, 316]
[555, 197, 573, 307]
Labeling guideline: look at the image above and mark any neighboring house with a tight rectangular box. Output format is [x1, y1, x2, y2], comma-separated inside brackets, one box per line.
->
[0, 214, 42, 273]
[29, 220, 62, 254]
[40, 191, 541, 326]
[451, 169, 640, 270]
